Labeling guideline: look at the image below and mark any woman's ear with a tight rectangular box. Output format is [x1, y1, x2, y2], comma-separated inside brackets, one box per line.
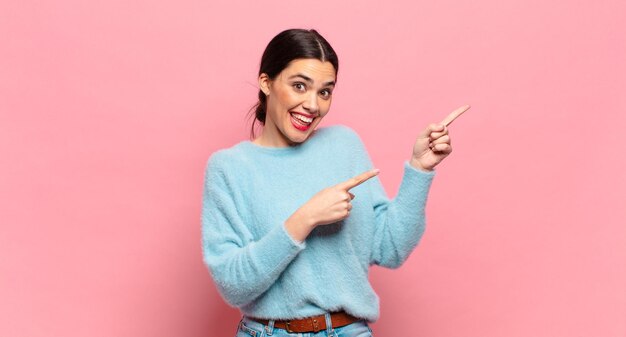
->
[259, 73, 271, 96]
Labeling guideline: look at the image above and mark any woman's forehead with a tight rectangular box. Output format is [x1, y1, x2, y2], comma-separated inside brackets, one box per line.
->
[280, 59, 336, 83]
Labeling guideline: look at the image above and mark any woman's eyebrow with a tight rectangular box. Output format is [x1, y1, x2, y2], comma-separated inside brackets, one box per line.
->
[288, 73, 335, 87]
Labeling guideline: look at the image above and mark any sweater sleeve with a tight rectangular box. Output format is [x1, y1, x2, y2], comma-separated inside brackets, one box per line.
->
[339, 126, 436, 268]
[201, 154, 306, 307]
[368, 161, 435, 268]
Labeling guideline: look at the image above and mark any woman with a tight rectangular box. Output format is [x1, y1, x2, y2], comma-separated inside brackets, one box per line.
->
[202, 28, 467, 337]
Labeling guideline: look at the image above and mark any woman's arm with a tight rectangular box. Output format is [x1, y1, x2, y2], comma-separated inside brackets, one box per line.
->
[362, 106, 468, 267]
[368, 161, 435, 268]
[201, 155, 306, 307]
[338, 126, 436, 268]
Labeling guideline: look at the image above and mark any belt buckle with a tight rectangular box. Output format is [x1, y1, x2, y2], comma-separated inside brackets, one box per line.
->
[285, 321, 293, 333]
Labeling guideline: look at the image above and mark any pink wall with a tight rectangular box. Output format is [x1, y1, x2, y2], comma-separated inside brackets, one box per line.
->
[1, 0, 625, 336]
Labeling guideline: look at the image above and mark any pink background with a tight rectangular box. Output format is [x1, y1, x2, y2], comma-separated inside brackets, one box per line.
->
[1, 0, 625, 336]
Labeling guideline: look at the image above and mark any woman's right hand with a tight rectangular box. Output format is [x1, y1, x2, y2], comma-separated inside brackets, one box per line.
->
[284, 169, 380, 242]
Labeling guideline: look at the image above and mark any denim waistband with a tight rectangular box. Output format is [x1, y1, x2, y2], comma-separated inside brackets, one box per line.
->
[238, 314, 370, 336]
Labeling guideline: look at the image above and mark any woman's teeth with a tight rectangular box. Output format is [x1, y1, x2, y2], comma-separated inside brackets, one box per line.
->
[291, 113, 313, 124]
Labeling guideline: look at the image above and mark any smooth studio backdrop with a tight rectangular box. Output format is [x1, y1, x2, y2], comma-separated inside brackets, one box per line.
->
[1, 0, 625, 336]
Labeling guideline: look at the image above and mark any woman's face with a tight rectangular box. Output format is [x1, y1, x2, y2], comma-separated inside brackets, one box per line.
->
[258, 58, 336, 147]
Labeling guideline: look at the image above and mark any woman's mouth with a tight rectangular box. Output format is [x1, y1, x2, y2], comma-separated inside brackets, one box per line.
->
[290, 112, 314, 131]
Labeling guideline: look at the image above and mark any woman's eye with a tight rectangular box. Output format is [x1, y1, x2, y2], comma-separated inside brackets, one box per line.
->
[293, 83, 305, 91]
[320, 89, 332, 98]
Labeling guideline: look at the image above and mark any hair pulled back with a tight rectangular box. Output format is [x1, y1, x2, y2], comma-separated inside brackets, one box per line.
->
[249, 29, 339, 138]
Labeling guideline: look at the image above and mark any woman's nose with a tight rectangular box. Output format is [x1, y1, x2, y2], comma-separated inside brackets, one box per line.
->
[302, 92, 319, 112]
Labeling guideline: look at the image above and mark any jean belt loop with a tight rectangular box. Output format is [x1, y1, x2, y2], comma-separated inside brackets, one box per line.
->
[265, 319, 275, 336]
[324, 312, 334, 336]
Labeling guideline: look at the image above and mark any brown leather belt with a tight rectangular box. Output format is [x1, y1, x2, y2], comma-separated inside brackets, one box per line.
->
[248, 311, 361, 333]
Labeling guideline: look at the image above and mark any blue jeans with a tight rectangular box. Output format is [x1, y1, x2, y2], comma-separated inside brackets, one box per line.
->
[235, 314, 374, 337]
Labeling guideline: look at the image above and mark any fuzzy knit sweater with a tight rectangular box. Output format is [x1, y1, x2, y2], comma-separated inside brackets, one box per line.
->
[201, 125, 435, 322]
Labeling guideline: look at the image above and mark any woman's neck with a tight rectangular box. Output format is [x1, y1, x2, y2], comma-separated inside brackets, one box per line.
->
[253, 127, 293, 148]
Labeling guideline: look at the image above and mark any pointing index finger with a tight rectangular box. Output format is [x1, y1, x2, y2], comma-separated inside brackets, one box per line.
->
[338, 169, 380, 190]
[441, 104, 470, 127]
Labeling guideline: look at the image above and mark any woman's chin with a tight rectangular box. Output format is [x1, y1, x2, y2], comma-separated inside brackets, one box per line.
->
[284, 129, 306, 144]
[287, 135, 307, 145]
[284, 120, 320, 145]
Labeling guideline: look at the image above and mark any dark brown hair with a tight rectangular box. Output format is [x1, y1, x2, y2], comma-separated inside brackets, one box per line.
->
[249, 29, 339, 139]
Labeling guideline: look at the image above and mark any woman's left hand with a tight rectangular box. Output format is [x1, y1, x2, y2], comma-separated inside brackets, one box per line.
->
[410, 105, 470, 172]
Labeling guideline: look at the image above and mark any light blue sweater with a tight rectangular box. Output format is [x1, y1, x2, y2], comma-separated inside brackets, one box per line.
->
[201, 125, 435, 322]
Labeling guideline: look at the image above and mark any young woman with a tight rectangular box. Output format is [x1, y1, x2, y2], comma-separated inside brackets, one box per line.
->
[202, 28, 467, 337]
